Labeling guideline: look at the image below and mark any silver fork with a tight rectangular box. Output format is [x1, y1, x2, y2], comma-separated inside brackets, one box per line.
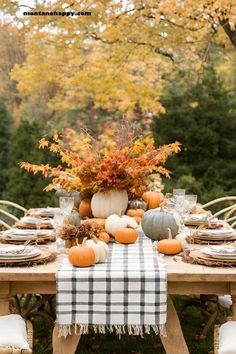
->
[15, 239, 33, 254]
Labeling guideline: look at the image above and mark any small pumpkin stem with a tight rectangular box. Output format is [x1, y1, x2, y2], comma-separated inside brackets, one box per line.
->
[118, 210, 123, 217]
[127, 224, 136, 229]
[168, 228, 172, 240]
[160, 199, 167, 208]
[91, 235, 98, 243]
[82, 237, 87, 247]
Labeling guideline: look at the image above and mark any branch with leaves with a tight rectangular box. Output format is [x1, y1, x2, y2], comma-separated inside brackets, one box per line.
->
[20, 124, 180, 199]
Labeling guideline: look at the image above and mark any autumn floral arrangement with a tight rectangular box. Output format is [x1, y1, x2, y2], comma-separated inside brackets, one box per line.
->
[20, 123, 180, 199]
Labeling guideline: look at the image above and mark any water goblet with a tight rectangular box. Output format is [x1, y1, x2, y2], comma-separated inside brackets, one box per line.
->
[173, 189, 186, 197]
[52, 210, 64, 231]
[184, 195, 197, 213]
[52, 210, 65, 245]
[165, 193, 175, 210]
[59, 196, 74, 216]
[174, 195, 186, 217]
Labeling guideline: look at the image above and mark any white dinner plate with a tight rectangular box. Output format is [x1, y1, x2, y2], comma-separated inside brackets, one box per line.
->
[185, 214, 209, 221]
[3, 229, 54, 238]
[202, 246, 236, 258]
[204, 253, 236, 260]
[0, 250, 41, 259]
[0, 245, 41, 259]
[28, 207, 60, 217]
[196, 234, 234, 240]
[20, 217, 53, 225]
[197, 229, 234, 237]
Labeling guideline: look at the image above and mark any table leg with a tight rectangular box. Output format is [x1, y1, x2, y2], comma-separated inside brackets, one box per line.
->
[231, 296, 236, 320]
[0, 282, 10, 315]
[160, 295, 189, 354]
[52, 324, 81, 354]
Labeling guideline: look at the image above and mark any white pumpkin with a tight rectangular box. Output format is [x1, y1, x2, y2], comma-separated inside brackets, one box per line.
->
[91, 190, 128, 218]
[105, 214, 138, 237]
[85, 239, 109, 263]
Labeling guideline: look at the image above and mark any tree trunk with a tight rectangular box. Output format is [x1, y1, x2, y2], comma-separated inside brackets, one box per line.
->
[220, 19, 236, 49]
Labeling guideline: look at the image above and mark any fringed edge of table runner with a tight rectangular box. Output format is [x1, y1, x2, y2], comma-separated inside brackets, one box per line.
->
[58, 324, 166, 338]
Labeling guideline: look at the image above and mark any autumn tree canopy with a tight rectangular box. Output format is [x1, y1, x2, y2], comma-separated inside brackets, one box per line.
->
[1, 1, 236, 121]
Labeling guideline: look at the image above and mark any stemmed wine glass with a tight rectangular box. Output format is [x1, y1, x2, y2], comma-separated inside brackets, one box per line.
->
[52, 210, 64, 231]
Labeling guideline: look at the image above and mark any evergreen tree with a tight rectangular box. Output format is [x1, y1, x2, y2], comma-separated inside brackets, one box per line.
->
[0, 98, 12, 197]
[4, 120, 57, 209]
[152, 68, 236, 203]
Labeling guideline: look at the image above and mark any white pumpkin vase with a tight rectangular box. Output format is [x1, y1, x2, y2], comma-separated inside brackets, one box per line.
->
[91, 190, 128, 218]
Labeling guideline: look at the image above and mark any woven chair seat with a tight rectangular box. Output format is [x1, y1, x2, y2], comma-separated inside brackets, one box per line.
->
[214, 325, 220, 354]
[214, 321, 236, 354]
[0, 319, 33, 354]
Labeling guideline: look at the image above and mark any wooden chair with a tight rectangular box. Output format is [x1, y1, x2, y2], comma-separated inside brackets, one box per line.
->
[214, 324, 220, 354]
[0, 200, 27, 229]
[194, 197, 236, 339]
[202, 196, 236, 227]
[214, 321, 236, 354]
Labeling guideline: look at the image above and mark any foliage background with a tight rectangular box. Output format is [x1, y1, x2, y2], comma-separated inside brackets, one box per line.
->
[0, 2, 236, 353]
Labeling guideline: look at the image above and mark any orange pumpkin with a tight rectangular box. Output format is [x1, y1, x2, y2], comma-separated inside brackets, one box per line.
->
[127, 209, 145, 217]
[133, 216, 142, 224]
[98, 232, 110, 244]
[115, 228, 138, 244]
[142, 191, 164, 209]
[81, 218, 106, 229]
[157, 228, 182, 255]
[68, 238, 95, 267]
[79, 199, 93, 218]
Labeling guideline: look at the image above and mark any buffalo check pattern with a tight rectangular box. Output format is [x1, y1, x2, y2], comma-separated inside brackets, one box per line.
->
[56, 231, 167, 337]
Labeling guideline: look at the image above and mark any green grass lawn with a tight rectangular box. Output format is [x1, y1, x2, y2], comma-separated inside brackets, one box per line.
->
[33, 296, 216, 354]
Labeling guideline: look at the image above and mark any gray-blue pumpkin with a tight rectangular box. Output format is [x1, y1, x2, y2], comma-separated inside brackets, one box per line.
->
[141, 208, 180, 241]
[127, 199, 147, 211]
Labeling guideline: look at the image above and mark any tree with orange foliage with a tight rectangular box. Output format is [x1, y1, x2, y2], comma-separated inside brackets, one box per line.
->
[1, 0, 236, 125]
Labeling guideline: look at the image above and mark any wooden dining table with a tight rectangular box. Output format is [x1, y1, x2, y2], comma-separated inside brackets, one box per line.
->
[1, 243, 236, 354]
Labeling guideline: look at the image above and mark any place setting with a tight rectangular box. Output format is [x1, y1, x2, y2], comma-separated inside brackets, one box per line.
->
[185, 245, 236, 267]
[186, 225, 236, 245]
[13, 216, 54, 230]
[0, 242, 56, 267]
[183, 213, 220, 227]
[26, 207, 60, 218]
[0, 228, 56, 244]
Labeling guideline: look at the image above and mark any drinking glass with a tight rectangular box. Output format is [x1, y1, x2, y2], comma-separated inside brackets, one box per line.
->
[165, 193, 175, 210]
[59, 196, 74, 216]
[35, 217, 41, 242]
[184, 195, 197, 213]
[52, 210, 64, 230]
[174, 195, 186, 216]
[173, 189, 186, 197]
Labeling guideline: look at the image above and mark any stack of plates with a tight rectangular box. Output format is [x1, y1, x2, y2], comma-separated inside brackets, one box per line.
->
[184, 214, 220, 226]
[0, 229, 55, 244]
[14, 216, 53, 229]
[195, 228, 234, 238]
[190, 228, 236, 244]
[27, 207, 60, 218]
[0, 245, 41, 260]
[202, 245, 236, 260]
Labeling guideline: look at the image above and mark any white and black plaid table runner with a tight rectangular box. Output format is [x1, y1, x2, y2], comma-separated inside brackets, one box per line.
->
[56, 231, 167, 337]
